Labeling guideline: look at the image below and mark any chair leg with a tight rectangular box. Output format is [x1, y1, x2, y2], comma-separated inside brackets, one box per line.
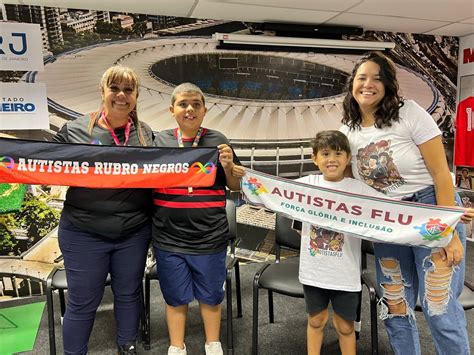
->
[226, 270, 234, 355]
[268, 290, 274, 323]
[369, 290, 379, 355]
[46, 281, 56, 355]
[355, 290, 362, 340]
[59, 289, 66, 325]
[234, 262, 242, 318]
[252, 281, 259, 355]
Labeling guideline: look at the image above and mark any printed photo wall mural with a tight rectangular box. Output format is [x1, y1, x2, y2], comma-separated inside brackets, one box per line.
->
[0, 4, 460, 297]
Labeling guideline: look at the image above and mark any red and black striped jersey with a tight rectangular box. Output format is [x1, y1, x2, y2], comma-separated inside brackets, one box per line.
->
[152, 128, 240, 254]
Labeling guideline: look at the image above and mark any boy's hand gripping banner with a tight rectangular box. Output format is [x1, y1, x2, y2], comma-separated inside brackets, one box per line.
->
[0, 138, 218, 188]
[242, 169, 464, 248]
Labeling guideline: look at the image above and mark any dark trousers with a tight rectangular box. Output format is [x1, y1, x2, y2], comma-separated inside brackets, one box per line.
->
[58, 215, 151, 355]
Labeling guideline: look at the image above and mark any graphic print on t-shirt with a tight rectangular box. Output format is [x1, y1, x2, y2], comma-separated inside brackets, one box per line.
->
[308, 225, 344, 257]
[356, 139, 405, 193]
[461, 196, 472, 208]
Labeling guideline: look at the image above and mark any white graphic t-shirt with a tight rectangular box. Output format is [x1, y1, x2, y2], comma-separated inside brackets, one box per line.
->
[296, 175, 385, 292]
[340, 100, 441, 199]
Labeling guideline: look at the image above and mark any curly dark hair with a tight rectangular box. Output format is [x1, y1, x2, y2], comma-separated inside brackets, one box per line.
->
[342, 51, 404, 130]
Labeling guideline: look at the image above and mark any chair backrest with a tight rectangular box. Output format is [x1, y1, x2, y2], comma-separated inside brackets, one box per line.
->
[361, 239, 374, 271]
[361, 239, 374, 255]
[225, 198, 236, 240]
[225, 199, 237, 255]
[275, 213, 301, 257]
[461, 281, 474, 310]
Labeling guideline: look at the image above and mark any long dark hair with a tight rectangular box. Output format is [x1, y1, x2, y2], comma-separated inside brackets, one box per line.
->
[342, 51, 404, 130]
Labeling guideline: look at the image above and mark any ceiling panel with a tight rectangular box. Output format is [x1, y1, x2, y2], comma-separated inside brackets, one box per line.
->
[460, 17, 474, 24]
[326, 13, 450, 34]
[196, 0, 361, 12]
[192, 2, 337, 23]
[349, 0, 473, 22]
[427, 23, 474, 36]
[3, 0, 473, 36]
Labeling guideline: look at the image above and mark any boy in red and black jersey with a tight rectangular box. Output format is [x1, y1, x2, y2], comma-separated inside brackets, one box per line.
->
[152, 83, 243, 355]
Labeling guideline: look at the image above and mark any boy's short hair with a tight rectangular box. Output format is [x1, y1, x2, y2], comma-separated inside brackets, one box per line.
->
[311, 130, 351, 155]
[171, 82, 206, 106]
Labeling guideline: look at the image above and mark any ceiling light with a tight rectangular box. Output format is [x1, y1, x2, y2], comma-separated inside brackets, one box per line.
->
[213, 33, 395, 52]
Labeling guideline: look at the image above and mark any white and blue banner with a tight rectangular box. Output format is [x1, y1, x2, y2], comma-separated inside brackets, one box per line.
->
[0, 83, 49, 130]
[0, 22, 44, 71]
[242, 169, 464, 248]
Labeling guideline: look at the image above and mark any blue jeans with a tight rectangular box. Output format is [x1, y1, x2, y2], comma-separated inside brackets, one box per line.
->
[374, 186, 469, 355]
[58, 215, 151, 355]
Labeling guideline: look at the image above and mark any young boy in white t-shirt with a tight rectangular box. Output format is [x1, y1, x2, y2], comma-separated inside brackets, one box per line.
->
[295, 130, 385, 355]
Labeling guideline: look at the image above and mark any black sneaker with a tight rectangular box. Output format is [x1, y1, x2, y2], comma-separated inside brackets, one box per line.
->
[118, 341, 137, 355]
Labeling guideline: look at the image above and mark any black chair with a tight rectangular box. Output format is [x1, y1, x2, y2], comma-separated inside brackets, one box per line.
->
[360, 240, 474, 355]
[142, 198, 242, 354]
[360, 240, 379, 355]
[45, 268, 112, 355]
[251, 213, 303, 355]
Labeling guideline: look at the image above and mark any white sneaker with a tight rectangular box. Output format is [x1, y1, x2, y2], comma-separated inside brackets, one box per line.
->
[168, 344, 187, 355]
[205, 341, 223, 355]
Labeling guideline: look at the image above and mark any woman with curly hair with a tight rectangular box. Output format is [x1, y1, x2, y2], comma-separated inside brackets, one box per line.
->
[340, 51, 473, 355]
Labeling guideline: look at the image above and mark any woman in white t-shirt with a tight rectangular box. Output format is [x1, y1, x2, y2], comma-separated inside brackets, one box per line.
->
[339, 51, 474, 355]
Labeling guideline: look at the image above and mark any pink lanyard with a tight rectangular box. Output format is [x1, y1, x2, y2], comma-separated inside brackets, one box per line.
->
[101, 112, 132, 146]
[177, 127, 203, 148]
[177, 127, 203, 194]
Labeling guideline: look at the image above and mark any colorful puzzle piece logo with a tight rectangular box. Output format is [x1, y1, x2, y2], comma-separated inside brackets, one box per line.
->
[243, 177, 268, 196]
[413, 218, 453, 241]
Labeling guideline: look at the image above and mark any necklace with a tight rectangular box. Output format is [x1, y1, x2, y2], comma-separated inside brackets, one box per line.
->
[100, 112, 132, 146]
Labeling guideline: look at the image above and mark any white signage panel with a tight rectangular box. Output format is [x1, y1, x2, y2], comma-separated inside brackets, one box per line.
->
[0, 22, 44, 71]
[0, 83, 49, 130]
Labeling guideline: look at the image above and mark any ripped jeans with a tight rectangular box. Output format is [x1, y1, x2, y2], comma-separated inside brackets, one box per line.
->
[374, 186, 470, 355]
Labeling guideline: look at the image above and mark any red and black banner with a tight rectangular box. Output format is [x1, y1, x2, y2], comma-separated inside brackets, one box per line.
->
[0, 138, 218, 188]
